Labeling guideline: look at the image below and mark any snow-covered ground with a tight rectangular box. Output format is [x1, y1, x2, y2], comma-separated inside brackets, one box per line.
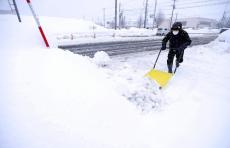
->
[55, 23, 220, 46]
[1, 15, 230, 148]
[185, 28, 220, 34]
[1, 15, 219, 47]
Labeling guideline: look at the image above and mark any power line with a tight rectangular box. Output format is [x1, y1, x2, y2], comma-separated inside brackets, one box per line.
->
[176, 1, 229, 9]
[101, 0, 228, 27]
[156, 0, 227, 9]
[176, 0, 223, 5]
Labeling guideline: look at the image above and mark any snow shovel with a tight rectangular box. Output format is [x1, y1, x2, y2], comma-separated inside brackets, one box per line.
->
[145, 49, 173, 89]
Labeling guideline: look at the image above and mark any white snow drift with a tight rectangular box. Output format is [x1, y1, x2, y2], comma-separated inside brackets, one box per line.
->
[0, 15, 230, 148]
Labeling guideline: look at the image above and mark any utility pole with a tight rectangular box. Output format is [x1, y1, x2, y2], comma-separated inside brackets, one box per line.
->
[169, 0, 176, 28]
[103, 8, 106, 27]
[175, 13, 178, 22]
[144, 0, 149, 28]
[152, 0, 157, 28]
[119, 3, 121, 29]
[115, 0, 118, 30]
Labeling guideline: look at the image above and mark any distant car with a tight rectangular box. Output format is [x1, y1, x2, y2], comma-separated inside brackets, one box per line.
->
[156, 28, 169, 36]
[219, 28, 229, 34]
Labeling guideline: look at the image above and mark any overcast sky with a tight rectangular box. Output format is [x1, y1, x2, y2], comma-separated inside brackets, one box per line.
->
[0, 0, 229, 21]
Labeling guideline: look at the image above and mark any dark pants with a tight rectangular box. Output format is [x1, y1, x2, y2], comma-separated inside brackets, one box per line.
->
[167, 49, 184, 65]
[167, 49, 184, 73]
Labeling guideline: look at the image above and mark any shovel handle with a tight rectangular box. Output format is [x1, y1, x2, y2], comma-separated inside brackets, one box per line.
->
[153, 49, 162, 69]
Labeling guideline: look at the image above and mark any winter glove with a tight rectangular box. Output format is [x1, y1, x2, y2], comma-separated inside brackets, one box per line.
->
[161, 44, 166, 50]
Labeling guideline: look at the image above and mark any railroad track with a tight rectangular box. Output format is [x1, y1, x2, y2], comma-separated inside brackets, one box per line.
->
[58, 35, 218, 57]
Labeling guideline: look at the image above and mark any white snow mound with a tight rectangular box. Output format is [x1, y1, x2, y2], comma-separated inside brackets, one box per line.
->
[93, 51, 111, 67]
[216, 29, 230, 43]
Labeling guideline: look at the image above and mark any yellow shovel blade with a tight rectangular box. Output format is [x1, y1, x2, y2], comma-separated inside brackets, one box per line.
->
[145, 69, 173, 88]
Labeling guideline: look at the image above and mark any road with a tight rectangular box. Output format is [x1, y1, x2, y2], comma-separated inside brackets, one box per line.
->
[58, 35, 218, 57]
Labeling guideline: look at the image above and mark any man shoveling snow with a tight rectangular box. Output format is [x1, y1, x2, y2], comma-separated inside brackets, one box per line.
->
[161, 22, 192, 73]
[146, 22, 191, 88]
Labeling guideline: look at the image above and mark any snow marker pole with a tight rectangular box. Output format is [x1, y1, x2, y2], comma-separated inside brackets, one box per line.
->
[153, 48, 162, 69]
[26, 0, 50, 47]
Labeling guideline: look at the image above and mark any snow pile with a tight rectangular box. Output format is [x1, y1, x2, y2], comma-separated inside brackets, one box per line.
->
[0, 15, 143, 148]
[205, 29, 230, 53]
[92, 50, 162, 112]
[122, 77, 162, 112]
[216, 29, 230, 43]
[185, 28, 220, 34]
[40, 16, 109, 47]
[116, 27, 157, 37]
[1, 15, 230, 148]
[0, 15, 43, 48]
[93, 51, 111, 67]
[100, 63, 162, 112]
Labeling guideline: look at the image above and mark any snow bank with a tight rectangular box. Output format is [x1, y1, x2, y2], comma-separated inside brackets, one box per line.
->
[216, 29, 230, 43]
[204, 29, 230, 53]
[116, 27, 157, 37]
[1, 14, 230, 148]
[0, 15, 144, 148]
[0, 15, 43, 48]
[0, 14, 162, 148]
[185, 28, 220, 34]
[7, 15, 157, 47]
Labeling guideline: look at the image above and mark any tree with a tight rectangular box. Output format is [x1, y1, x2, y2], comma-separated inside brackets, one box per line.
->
[218, 12, 230, 28]
[227, 18, 230, 28]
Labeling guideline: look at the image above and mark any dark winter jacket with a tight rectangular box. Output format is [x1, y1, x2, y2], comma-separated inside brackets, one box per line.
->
[162, 29, 192, 51]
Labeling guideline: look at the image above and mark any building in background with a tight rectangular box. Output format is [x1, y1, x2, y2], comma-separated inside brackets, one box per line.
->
[159, 17, 218, 29]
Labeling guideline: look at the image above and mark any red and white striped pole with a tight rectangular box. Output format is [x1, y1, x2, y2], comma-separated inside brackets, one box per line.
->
[26, 0, 50, 47]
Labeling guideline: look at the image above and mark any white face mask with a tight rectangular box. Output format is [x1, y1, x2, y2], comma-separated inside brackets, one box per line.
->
[172, 30, 179, 35]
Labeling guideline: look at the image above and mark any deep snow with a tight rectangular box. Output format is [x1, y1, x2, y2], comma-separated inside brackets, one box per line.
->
[0, 15, 230, 148]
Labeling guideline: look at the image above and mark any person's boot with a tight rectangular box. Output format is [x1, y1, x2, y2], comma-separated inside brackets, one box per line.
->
[167, 63, 173, 73]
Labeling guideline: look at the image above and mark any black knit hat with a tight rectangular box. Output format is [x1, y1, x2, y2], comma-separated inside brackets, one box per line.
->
[171, 22, 182, 30]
